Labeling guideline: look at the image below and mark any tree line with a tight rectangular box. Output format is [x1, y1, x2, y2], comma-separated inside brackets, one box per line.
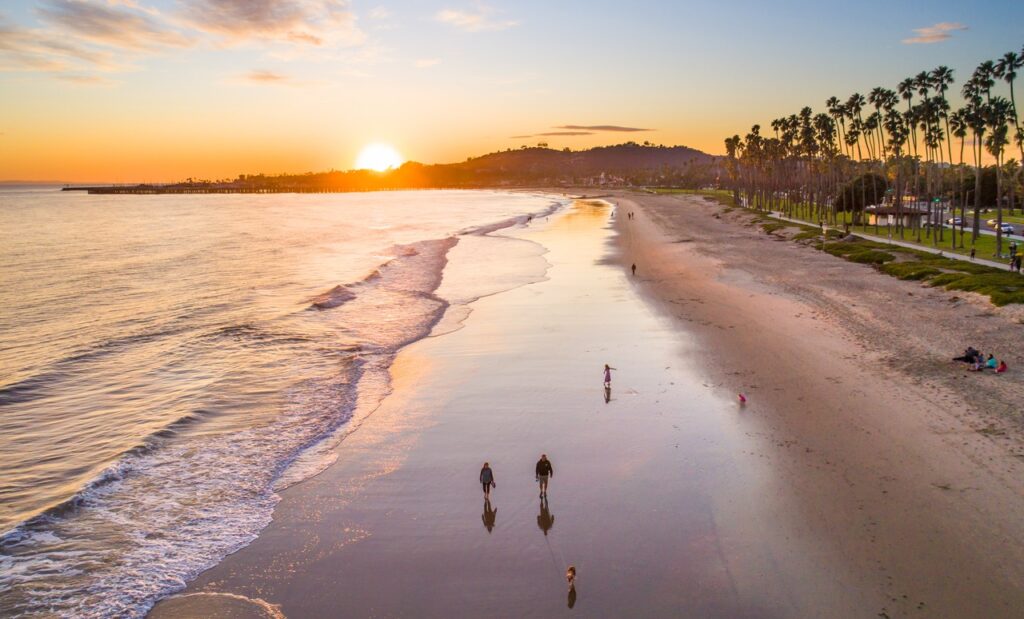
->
[723, 46, 1023, 255]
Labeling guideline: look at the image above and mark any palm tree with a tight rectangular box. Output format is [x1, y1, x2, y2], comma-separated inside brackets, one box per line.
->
[995, 52, 1019, 161]
[962, 77, 988, 243]
[846, 93, 867, 160]
[950, 108, 969, 247]
[898, 78, 919, 160]
[985, 98, 1012, 256]
[930, 66, 956, 166]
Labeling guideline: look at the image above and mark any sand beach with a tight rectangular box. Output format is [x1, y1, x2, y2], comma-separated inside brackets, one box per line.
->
[150, 195, 1024, 618]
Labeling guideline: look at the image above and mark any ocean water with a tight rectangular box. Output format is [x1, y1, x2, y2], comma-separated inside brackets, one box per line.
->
[0, 188, 565, 617]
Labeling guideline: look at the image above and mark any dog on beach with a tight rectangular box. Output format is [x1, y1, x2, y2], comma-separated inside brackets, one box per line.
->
[566, 565, 576, 589]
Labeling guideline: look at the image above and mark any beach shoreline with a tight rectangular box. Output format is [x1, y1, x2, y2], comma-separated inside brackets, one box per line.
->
[611, 190, 1024, 616]
[148, 192, 1024, 618]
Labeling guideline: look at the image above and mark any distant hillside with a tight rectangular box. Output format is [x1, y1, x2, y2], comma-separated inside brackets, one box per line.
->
[459, 143, 714, 177]
[72, 143, 720, 194]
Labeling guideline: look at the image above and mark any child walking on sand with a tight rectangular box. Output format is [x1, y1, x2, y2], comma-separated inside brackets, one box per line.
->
[603, 364, 616, 388]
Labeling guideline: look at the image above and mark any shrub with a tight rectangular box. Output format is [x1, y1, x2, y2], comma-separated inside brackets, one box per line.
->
[847, 250, 895, 264]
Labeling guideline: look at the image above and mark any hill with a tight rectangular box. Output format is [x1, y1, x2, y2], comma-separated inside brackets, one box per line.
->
[71, 143, 719, 194]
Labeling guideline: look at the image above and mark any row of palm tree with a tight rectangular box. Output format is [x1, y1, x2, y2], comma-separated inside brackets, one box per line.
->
[723, 46, 1024, 256]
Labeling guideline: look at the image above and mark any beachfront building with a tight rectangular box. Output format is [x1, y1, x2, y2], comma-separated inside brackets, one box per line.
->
[864, 206, 929, 228]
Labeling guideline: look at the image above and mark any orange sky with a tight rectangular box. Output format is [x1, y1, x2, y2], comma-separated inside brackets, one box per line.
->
[1, 1, 1020, 182]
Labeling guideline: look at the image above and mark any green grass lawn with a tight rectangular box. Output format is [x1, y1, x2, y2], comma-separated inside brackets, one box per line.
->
[647, 187, 1024, 304]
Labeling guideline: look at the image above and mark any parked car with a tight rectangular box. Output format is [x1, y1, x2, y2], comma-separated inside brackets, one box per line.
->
[993, 222, 1015, 235]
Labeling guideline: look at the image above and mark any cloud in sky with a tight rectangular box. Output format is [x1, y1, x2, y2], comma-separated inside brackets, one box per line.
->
[37, 0, 191, 50]
[0, 16, 119, 73]
[241, 69, 291, 84]
[512, 131, 593, 138]
[180, 0, 365, 47]
[414, 58, 440, 68]
[435, 4, 519, 32]
[368, 7, 392, 20]
[556, 125, 651, 132]
[902, 22, 968, 44]
[0, 1, 372, 83]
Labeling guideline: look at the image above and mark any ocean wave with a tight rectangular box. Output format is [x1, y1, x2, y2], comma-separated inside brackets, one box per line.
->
[0, 196, 570, 618]
[0, 234, 464, 618]
[309, 284, 358, 309]
[0, 325, 190, 406]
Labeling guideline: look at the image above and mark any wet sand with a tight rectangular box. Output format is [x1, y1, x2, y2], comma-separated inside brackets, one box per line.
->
[152, 196, 1024, 618]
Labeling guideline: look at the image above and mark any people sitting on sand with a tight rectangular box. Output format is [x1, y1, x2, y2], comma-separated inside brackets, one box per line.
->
[986, 354, 998, 370]
[996, 360, 1008, 373]
[953, 347, 979, 363]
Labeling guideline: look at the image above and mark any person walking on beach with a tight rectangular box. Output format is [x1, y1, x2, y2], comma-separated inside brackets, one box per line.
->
[536, 454, 553, 498]
[603, 364, 616, 388]
[480, 462, 495, 500]
[631, 263, 637, 276]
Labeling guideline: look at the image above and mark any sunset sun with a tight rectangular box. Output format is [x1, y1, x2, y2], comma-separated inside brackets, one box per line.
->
[355, 143, 404, 172]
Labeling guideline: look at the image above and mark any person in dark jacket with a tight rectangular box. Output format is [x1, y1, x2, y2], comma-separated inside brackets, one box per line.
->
[535, 454, 554, 497]
[480, 462, 495, 499]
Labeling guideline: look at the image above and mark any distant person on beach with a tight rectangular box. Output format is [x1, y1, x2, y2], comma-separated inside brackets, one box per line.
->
[480, 462, 495, 499]
[482, 500, 497, 533]
[631, 263, 636, 276]
[953, 347, 979, 363]
[603, 364, 616, 387]
[996, 360, 1008, 373]
[536, 454, 554, 498]
[986, 354, 998, 370]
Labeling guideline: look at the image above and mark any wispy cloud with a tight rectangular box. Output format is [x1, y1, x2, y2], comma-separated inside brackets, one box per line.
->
[37, 0, 190, 50]
[241, 69, 291, 84]
[55, 73, 113, 85]
[414, 58, 440, 68]
[902, 22, 967, 44]
[512, 131, 593, 138]
[0, 1, 376, 84]
[556, 125, 651, 132]
[368, 6, 392, 20]
[180, 0, 365, 47]
[0, 16, 120, 74]
[435, 4, 518, 32]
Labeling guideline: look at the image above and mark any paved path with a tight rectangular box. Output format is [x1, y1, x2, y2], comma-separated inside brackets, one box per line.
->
[764, 210, 1014, 272]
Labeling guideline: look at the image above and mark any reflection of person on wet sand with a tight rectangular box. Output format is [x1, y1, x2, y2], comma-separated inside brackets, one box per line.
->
[603, 385, 611, 403]
[537, 498, 554, 535]
[567, 585, 577, 609]
[482, 499, 497, 533]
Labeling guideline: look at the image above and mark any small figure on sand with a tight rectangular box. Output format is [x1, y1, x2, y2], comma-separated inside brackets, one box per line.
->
[738, 393, 747, 404]
[482, 499, 497, 533]
[566, 565, 576, 590]
[603, 364, 616, 388]
[480, 462, 495, 499]
[535, 454, 554, 498]
[631, 263, 637, 276]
